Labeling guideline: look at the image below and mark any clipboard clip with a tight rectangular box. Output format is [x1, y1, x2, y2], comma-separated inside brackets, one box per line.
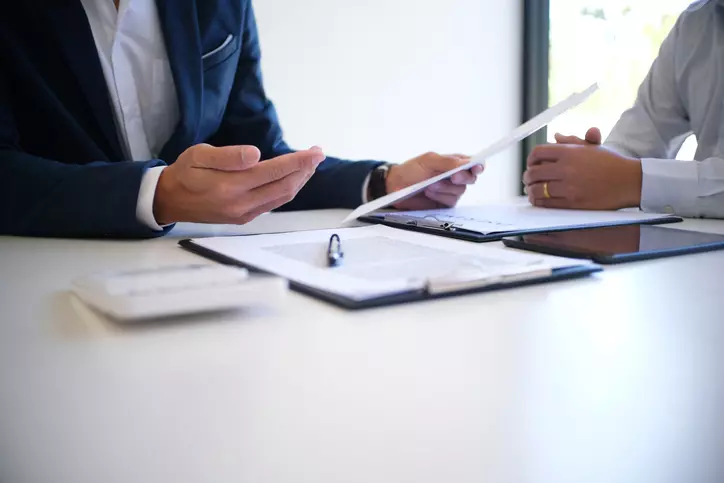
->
[384, 214, 462, 232]
[425, 263, 553, 295]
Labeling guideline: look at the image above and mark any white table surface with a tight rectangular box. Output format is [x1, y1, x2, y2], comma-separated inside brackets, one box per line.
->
[1, 209, 724, 483]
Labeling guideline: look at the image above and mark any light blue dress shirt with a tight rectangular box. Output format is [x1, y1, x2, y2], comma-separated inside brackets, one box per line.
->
[605, 0, 724, 218]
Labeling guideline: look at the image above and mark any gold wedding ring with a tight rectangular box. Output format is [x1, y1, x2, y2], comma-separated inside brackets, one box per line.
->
[543, 182, 551, 199]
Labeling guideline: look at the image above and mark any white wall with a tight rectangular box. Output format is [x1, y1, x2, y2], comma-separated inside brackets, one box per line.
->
[254, 0, 522, 203]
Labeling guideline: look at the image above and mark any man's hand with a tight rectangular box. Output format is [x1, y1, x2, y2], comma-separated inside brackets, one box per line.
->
[553, 127, 603, 146]
[523, 143, 643, 210]
[385, 152, 484, 210]
[154, 144, 326, 225]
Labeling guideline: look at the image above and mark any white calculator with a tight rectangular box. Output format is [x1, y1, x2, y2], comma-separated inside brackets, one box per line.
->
[71, 264, 287, 322]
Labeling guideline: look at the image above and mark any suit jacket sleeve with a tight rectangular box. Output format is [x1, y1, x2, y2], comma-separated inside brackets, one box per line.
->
[0, 70, 170, 238]
[207, 0, 385, 211]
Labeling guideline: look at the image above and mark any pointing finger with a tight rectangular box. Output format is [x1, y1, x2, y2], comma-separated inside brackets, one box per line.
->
[523, 164, 565, 186]
[445, 153, 472, 161]
[450, 169, 477, 185]
[554, 133, 586, 145]
[193, 144, 261, 171]
[233, 166, 317, 224]
[427, 180, 467, 196]
[527, 181, 566, 202]
[229, 168, 311, 218]
[242, 147, 325, 190]
[527, 144, 573, 167]
[422, 153, 469, 174]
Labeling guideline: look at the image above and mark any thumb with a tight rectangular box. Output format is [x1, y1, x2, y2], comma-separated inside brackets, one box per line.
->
[445, 153, 472, 161]
[191, 144, 261, 172]
[421, 153, 468, 174]
[554, 133, 586, 145]
[585, 127, 603, 145]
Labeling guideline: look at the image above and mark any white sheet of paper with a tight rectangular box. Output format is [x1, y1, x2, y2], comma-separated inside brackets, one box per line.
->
[189, 225, 591, 302]
[378, 204, 676, 235]
[342, 83, 599, 224]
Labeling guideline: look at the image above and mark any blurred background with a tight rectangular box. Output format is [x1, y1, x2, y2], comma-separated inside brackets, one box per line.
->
[548, 0, 696, 157]
[254, 0, 521, 204]
[253, 0, 695, 204]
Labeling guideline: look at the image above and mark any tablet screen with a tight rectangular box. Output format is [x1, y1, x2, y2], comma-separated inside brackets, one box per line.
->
[515, 225, 724, 257]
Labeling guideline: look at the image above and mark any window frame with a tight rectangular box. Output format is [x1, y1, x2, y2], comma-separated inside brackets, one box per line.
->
[521, 0, 550, 192]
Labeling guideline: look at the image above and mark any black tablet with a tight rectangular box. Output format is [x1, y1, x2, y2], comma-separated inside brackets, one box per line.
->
[501, 224, 724, 264]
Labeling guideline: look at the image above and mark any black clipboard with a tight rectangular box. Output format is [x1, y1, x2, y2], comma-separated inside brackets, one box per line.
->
[179, 239, 602, 310]
[358, 213, 683, 243]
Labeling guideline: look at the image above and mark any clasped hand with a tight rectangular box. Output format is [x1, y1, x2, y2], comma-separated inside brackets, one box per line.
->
[523, 127, 643, 210]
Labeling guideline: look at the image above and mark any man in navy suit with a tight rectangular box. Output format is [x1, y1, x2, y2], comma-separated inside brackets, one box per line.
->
[0, 0, 482, 238]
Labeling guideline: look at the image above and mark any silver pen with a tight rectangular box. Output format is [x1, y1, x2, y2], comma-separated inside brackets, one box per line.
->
[327, 234, 344, 267]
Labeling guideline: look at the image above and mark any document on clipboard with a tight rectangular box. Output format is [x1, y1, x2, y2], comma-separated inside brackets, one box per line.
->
[343, 83, 599, 223]
[179, 225, 600, 309]
[361, 204, 683, 242]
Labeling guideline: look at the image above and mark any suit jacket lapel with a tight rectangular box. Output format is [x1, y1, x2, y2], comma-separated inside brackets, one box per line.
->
[156, 0, 203, 162]
[42, 2, 124, 160]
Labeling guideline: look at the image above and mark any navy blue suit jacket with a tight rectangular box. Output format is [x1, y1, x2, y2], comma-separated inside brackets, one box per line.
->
[0, 0, 383, 237]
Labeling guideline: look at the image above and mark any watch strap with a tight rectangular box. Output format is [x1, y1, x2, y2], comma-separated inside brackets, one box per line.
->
[367, 163, 392, 201]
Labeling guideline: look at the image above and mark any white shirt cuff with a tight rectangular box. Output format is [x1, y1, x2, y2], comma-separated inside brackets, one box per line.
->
[136, 166, 167, 231]
[640, 158, 700, 216]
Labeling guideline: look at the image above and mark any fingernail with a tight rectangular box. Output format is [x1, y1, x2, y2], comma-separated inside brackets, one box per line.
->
[241, 146, 260, 162]
[310, 153, 326, 165]
[309, 146, 323, 153]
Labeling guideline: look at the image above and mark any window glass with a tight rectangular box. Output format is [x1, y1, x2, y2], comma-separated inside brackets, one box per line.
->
[548, 0, 697, 159]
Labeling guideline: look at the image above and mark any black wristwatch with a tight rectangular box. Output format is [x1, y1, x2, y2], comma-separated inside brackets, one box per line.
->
[367, 163, 392, 201]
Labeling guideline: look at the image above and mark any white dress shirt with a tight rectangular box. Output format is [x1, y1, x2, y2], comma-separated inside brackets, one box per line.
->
[605, 0, 724, 218]
[81, 0, 177, 230]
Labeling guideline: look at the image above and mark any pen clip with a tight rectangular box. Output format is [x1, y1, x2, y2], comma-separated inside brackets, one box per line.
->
[384, 215, 461, 232]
